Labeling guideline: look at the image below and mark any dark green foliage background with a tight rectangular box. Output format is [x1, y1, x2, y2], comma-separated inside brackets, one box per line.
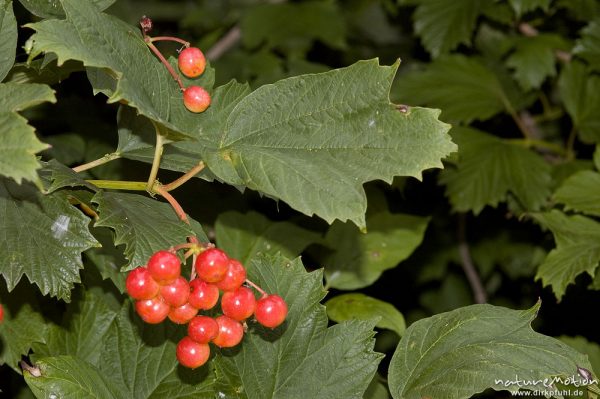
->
[1, 0, 600, 398]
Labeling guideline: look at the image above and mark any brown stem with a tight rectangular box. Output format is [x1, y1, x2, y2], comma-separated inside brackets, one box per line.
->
[144, 38, 184, 91]
[206, 26, 241, 61]
[162, 161, 205, 191]
[153, 183, 199, 247]
[149, 36, 190, 48]
[457, 213, 487, 304]
[245, 278, 268, 297]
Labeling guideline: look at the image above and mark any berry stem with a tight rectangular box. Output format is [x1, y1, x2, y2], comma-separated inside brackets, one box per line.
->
[72, 152, 121, 173]
[170, 242, 202, 252]
[147, 126, 165, 192]
[85, 180, 148, 191]
[149, 36, 190, 48]
[144, 38, 185, 91]
[162, 161, 206, 191]
[153, 183, 190, 225]
[245, 278, 268, 297]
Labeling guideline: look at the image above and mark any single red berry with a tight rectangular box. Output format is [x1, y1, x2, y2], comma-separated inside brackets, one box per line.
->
[188, 316, 219, 344]
[178, 47, 206, 78]
[183, 86, 211, 113]
[0, 304, 4, 323]
[188, 279, 220, 310]
[255, 295, 288, 328]
[168, 303, 199, 324]
[212, 315, 244, 348]
[221, 287, 256, 321]
[160, 276, 190, 307]
[135, 296, 170, 324]
[147, 250, 180, 285]
[176, 337, 210, 369]
[195, 248, 228, 283]
[125, 267, 160, 300]
[216, 259, 247, 291]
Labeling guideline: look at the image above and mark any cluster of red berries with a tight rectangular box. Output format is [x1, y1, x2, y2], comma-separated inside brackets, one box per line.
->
[178, 48, 211, 113]
[125, 247, 288, 369]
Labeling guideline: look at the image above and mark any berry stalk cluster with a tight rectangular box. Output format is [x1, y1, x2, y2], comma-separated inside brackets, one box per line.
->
[125, 247, 288, 369]
[140, 16, 211, 114]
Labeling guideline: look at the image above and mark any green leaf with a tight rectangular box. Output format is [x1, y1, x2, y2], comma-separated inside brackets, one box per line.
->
[388, 302, 593, 399]
[18, 0, 116, 19]
[412, 0, 483, 58]
[0, 0, 17, 82]
[241, 2, 346, 51]
[574, 18, 600, 71]
[92, 191, 206, 270]
[326, 293, 406, 336]
[396, 55, 524, 123]
[508, 0, 551, 16]
[442, 127, 552, 214]
[365, 376, 390, 399]
[25, 355, 126, 398]
[123, 60, 455, 228]
[323, 211, 429, 290]
[558, 0, 600, 21]
[217, 254, 383, 399]
[558, 60, 600, 143]
[0, 284, 48, 370]
[0, 82, 55, 185]
[42, 159, 98, 193]
[0, 178, 99, 300]
[25, 0, 203, 141]
[560, 336, 600, 376]
[506, 34, 569, 90]
[554, 170, 600, 216]
[533, 210, 600, 299]
[595, 145, 600, 170]
[215, 210, 320, 265]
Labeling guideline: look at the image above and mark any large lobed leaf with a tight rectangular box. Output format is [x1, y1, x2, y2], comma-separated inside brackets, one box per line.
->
[388, 301, 594, 398]
[554, 170, 600, 217]
[121, 60, 455, 229]
[216, 254, 383, 399]
[533, 210, 600, 299]
[442, 127, 552, 214]
[24, 0, 201, 141]
[0, 0, 17, 82]
[0, 82, 55, 185]
[92, 191, 207, 270]
[396, 55, 528, 123]
[18, 0, 116, 19]
[0, 178, 99, 300]
[574, 18, 600, 71]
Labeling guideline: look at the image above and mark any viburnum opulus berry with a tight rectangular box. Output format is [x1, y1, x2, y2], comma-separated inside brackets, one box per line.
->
[188, 278, 220, 310]
[212, 315, 244, 348]
[168, 303, 198, 324]
[183, 86, 211, 113]
[221, 286, 256, 321]
[216, 259, 246, 291]
[188, 316, 219, 344]
[135, 296, 170, 324]
[125, 267, 160, 300]
[178, 47, 206, 78]
[255, 294, 288, 328]
[195, 248, 229, 283]
[147, 250, 181, 285]
[176, 337, 210, 369]
[160, 276, 190, 307]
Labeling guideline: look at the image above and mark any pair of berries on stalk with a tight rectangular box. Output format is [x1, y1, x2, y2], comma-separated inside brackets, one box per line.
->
[125, 246, 288, 369]
[140, 16, 211, 113]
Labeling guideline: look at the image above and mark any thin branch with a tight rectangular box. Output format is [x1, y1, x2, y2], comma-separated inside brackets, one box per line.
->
[206, 26, 241, 61]
[147, 127, 165, 192]
[72, 152, 121, 173]
[149, 36, 190, 48]
[86, 180, 147, 190]
[566, 126, 577, 159]
[144, 38, 184, 90]
[245, 278, 268, 297]
[457, 213, 487, 304]
[162, 161, 205, 191]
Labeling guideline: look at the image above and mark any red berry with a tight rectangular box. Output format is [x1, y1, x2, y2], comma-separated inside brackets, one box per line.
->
[195, 248, 228, 283]
[188, 279, 219, 310]
[178, 47, 206, 78]
[176, 337, 210, 369]
[0, 304, 4, 323]
[183, 86, 211, 113]
[135, 296, 170, 324]
[168, 302, 198, 324]
[212, 315, 244, 348]
[147, 250, 180, 285]
[188, 316, 219, 344]
[255, 295, 288, 328]
[216, 259, 247, 291]
[221, 287, 256, 321]
[160, 276, 190, 307]
[125, 267, 160, 300]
